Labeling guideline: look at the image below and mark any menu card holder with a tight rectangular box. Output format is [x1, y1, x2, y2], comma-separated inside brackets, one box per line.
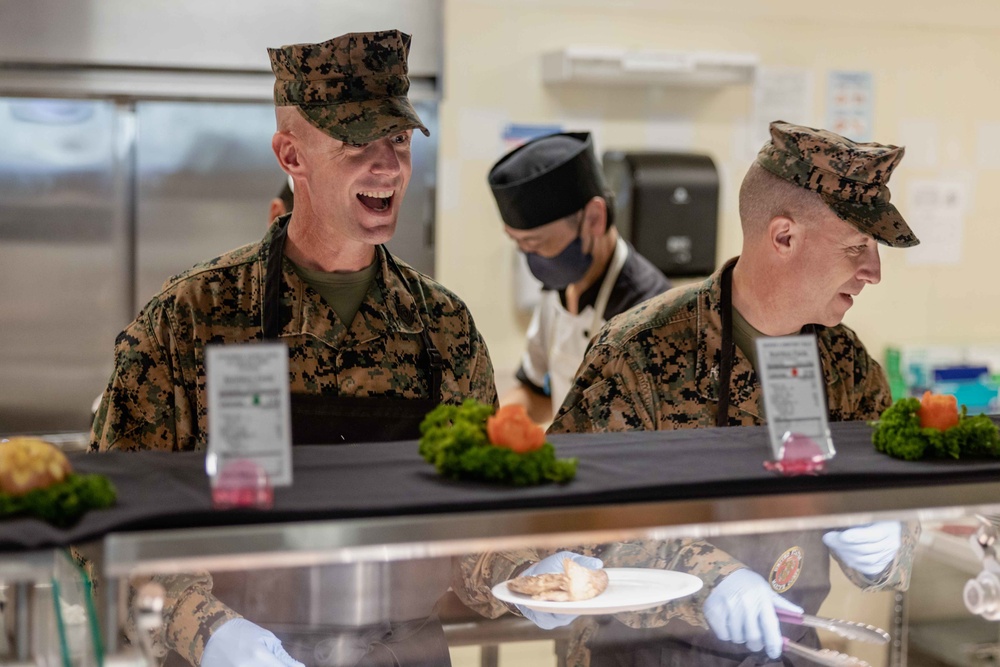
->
[756, 334, 835, 476]
[205, 342, 292, 508]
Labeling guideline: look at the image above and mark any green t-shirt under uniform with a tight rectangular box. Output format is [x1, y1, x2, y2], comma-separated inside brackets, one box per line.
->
[731, 305, 767, 372]
[291, 259, 379, 327]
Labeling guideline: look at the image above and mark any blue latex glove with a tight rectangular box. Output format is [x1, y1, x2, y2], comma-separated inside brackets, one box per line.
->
[514, 551, 604, 630]
[823, 521, 902, 577]
[202, 618, 304, 667]
[704, 568, 803, 660]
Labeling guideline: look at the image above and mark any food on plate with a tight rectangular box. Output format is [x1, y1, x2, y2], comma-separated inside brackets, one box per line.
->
[0, 437, 117, 526]
[871, 394, 1000, 461]
[419, 399, 577, 485]
[508, 558, 609, 601]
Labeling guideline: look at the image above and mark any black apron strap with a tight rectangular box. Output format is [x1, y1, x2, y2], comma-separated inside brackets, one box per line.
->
[421, 332, 444, 402]
[262, 215, 291, 341]
[384, 250, 445, 404]
[716, 262, 736, 428]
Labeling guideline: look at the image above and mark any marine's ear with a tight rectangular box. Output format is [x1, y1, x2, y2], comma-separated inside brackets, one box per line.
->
[768, 214, 797, 257]
[272, 131, 306, 177]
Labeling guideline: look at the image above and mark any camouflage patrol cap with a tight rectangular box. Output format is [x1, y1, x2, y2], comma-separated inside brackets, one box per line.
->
[268, 30, 429, 145]
[756, 121, 918, 247]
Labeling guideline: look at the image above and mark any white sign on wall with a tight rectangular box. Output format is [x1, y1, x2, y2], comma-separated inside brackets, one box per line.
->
[750, 67, 814, 159]
[906, 180, 970, 266]
[827, 71, 874, 142]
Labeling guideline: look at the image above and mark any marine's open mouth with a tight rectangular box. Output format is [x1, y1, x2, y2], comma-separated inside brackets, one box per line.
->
[357, 190, 393, 212]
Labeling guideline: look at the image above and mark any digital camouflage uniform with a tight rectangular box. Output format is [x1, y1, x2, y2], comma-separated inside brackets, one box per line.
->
[89, 225, 495, 663]
[548, 118, 918, 433]
[90, 225, 496, 453]
[88, 30, 496, 666]
[547, 257, 891, 434]
[457, 121, 921, 666]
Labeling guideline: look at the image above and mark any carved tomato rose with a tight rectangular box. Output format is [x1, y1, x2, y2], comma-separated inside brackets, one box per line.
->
[486, 405, 546, 453]
[918, 391, 960, 431]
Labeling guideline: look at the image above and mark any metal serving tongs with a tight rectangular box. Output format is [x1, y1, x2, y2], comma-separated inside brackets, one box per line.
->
[783, 638, 872, 667]
[776, 608, 890, 644]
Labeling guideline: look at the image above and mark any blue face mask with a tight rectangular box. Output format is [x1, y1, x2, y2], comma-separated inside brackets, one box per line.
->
[526, 235, 593, 290]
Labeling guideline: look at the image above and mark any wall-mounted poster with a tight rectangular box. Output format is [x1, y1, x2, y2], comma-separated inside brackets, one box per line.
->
[827, 71, 873, 142]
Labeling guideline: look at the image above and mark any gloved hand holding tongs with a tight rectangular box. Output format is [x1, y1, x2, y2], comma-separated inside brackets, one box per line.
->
[705, 568, 890, 665]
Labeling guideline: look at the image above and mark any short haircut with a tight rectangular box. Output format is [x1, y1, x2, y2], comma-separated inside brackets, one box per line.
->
[738, 162, 832, 238]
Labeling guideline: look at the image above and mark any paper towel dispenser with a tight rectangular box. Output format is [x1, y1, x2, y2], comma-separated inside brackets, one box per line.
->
[603, 151, 719, 277]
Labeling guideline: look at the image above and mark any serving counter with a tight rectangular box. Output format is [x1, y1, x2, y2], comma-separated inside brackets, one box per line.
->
[3, 420, 1000, 666]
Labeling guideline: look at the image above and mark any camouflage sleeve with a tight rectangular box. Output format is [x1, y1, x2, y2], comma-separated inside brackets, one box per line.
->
[128, 573, 241, 666]
[602, 539, 744, 630]
[851, 340, 893, 421]
[451, 549, 541, 619]
[89, 300, 186, 452]
[549, 343, 656, 434]
[834, 520, 920, 592]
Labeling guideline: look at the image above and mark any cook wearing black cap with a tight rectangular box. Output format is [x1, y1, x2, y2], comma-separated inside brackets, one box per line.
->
[488, 132, 671, 423]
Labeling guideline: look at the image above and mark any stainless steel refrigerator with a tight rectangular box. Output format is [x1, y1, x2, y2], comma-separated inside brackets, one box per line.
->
[0, 96, 438, 434]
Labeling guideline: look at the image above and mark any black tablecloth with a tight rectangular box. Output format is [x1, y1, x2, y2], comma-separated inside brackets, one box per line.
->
[4, 420, 1000, 551]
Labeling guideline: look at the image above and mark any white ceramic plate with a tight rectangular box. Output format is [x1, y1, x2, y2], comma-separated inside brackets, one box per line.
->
[492, 568, 703, 615]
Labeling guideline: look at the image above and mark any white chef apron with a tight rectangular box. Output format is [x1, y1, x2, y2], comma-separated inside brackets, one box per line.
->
[547, 237, 629, 412]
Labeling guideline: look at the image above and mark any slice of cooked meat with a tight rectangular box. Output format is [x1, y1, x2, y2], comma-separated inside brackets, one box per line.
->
[508, 558, 609, 601]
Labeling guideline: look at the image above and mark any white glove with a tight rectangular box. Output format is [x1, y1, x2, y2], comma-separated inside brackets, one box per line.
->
[515, 551, 604, 630]
[704, 568, 803, 659]
[823, 521, 902, 577]
[202, 618, 303, 667]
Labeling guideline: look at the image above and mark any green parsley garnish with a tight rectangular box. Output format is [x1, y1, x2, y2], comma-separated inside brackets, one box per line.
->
[418, 399, 577, 486]
[871, 397, 1000, 461]
[0, 474, 116, 527]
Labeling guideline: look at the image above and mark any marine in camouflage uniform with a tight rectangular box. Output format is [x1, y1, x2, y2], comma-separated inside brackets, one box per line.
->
[550, 119, 916, 435]
[544, 255, 891, 434]
[90, 235, 495, 452]
[457, 122, 920, 666]
[89, 30, 496, 666]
